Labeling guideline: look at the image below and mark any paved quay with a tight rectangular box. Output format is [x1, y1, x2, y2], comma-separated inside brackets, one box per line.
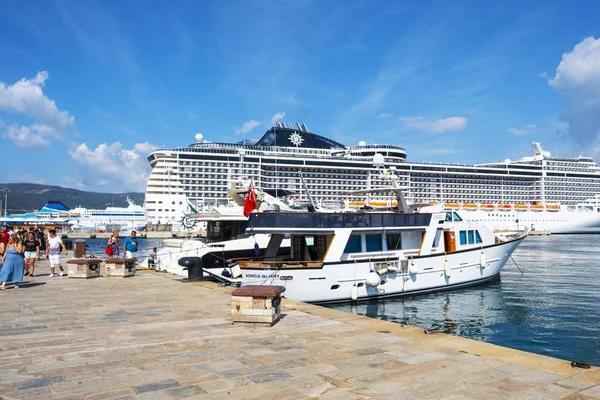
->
[1, 259, 599, 399]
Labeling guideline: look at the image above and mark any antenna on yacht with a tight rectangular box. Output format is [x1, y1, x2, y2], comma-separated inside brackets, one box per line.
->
[367, 153, 412, 213]
[380, 167, 411, 213]
[299, 171, 318, 212]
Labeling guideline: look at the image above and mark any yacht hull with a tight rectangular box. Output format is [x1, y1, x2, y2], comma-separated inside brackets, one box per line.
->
[241, 236, 525, 304]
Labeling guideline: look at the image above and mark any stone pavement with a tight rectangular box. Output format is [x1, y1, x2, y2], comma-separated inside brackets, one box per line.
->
[0, 258, 598, 399]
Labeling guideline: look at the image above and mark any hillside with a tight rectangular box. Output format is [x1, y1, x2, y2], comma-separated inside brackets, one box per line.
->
[0, 183, 144, 214]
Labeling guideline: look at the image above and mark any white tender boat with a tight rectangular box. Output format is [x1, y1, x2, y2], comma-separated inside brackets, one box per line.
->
[236, 210, 527, 303]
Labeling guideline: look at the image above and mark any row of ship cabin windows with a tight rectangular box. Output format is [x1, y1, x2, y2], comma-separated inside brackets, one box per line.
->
[411, 180, 534, 185]
[546, 178, 600, 183]
[342, 229, 482, 253]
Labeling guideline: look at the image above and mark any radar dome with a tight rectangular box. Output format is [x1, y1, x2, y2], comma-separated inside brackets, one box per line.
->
[543, 151, 551, 158]
[359, 140, 366, 146]
[373, 153, 385, 167]
[195, 133, 203, 142]
[504, 158, 511, 164]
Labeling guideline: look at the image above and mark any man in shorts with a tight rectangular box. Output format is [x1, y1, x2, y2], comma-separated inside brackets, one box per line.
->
[123, 231, 138, 259]
[47, 229, 68, 277]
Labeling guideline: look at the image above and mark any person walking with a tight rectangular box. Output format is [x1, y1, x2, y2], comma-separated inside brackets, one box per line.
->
[0, 234, 25, 289]
[36, 228, 47, 257]
[0, 226, 9, 249]
[47, 230, 68, 277]
[23, 232, 40, 277]
[123, 231, 138, 259]
[107, 230, 120, 259]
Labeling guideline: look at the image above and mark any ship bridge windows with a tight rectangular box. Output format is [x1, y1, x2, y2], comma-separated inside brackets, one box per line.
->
[445, 212, 463, 222]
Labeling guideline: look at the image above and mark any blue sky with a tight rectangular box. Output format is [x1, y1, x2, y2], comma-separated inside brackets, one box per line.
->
[1, 0, 599, 192]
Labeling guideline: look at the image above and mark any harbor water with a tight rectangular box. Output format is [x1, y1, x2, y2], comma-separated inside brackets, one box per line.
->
[328, 234, 600, 366]
[81, 238, 164, 261]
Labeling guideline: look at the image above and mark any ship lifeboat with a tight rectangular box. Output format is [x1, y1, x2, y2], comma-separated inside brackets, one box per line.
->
[514, 204, 529, 211]
[69, 212, 81, 217]
[369, 200, 389, 207]
[462, 203, 478, 211]
[546, 204, 560, 212]
[444, 203, 460, 209]
[58, 212, 69, 217]
[348, 201, 366, 207]
[497, 204, 512, 211]
[530, 204, 544, 211]
[480, 204, 495, 211]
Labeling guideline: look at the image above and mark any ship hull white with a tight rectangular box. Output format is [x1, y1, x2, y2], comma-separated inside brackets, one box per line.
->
[155, 236, 289, 275]
[242, 237, 524, 304]
[461, 210, 600, 234]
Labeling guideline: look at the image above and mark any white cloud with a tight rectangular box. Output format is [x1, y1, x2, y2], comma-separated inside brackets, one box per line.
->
[399, 116, 467, 134]
[4, 123, 56, 147]
[269, 111, 286, 125]
[0, 71, 75, 147]
[377, 113, 391, 119]
[0, 71, 74, 128]
[69, 141, 156, 192]
[507, 124, 536, 136]
[548, 37, 600, 146]
[549, 37, 600, 92]
[234, 119, 262, 135]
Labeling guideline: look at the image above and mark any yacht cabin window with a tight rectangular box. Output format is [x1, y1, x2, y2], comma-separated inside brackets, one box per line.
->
[344, 232, 403, 253]
[459, 230, 483, 245]
[385, 233, 402, 250]
[292, 235, 327, 261]
[344, 235, 361, 253]
[445, 212, 463, 222]
[365, 234, 382, 252]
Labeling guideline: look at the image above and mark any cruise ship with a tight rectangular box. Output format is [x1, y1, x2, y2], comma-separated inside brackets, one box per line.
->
[0, 198, 147, 233]
[145, 122, 600, 233]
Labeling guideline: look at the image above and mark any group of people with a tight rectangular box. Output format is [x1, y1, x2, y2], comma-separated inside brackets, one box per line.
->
[106, 230, 159, 270]
[0, 227, 156, 289]
[0, 226, 68, 289]
[106, 230, 140, 259]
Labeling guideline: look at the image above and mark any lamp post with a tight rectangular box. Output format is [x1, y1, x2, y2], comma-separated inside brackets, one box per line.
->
[0, 188, 7, 217]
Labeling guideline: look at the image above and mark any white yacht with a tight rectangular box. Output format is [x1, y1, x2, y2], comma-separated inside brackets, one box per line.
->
[236, 210, 526, 303]
[145, 123, 600, 233]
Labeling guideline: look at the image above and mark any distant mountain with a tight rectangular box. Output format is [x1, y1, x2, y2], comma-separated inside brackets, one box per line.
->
[0, 183, 144, 214]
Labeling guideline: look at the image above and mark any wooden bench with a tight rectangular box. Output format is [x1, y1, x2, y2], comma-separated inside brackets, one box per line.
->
[230, 285, 286, 326]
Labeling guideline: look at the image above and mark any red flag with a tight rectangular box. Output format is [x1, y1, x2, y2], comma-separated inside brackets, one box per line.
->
[243, 179, 257, 217]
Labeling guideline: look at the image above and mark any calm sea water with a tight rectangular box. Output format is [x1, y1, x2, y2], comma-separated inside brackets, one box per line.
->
[80, 238, 164, 260]
[327, 235, 600, 366]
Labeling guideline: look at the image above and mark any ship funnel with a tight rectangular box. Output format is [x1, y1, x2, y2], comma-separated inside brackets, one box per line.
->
[297, 123, 303, 131]
[301, 123, 308, 132]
